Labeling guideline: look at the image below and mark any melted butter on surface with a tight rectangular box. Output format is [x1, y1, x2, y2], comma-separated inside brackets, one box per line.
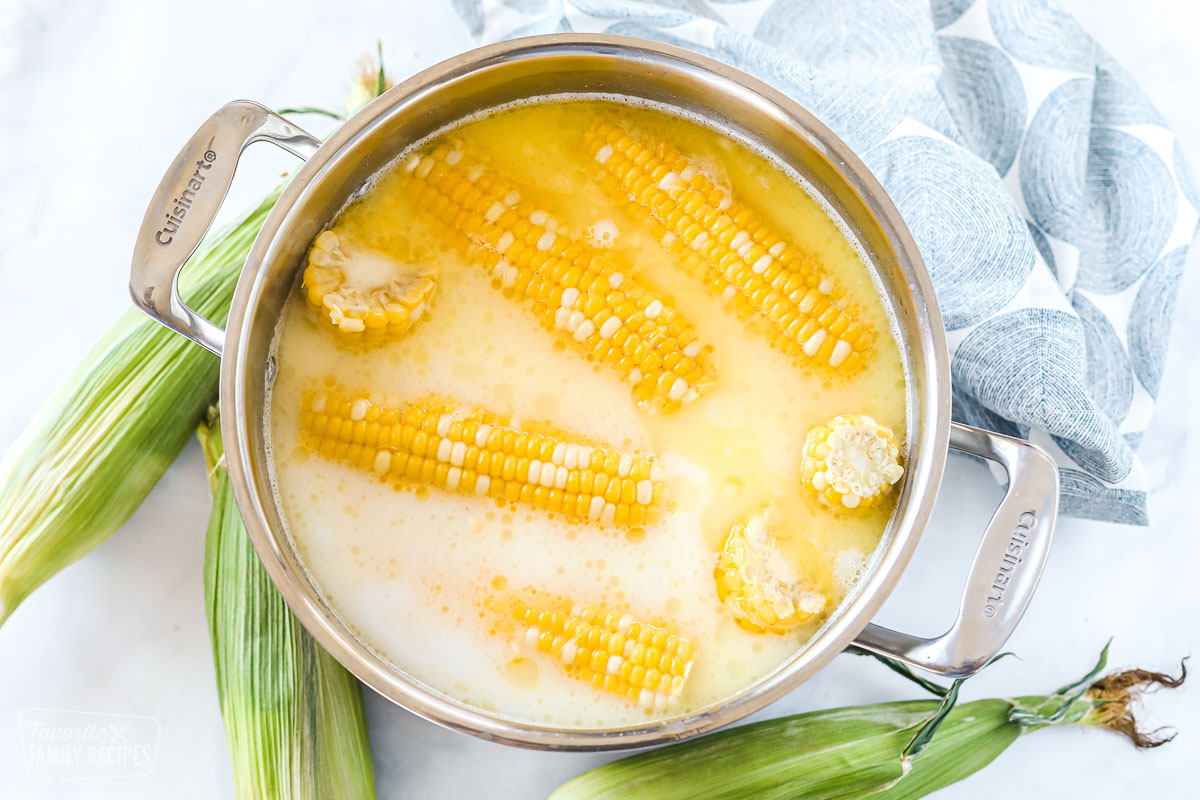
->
[266, 98, 908, 728]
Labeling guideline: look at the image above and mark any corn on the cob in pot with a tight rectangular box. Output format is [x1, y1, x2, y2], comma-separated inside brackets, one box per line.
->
[406, 145, 714, 411]
[511, 599, 696, 709]
[303, 228, 438, 337]
[713, 510, 826, 635]
[300, 391, 663, 525]
[801, 414, 904, 509]
[584, 121, 868, 371]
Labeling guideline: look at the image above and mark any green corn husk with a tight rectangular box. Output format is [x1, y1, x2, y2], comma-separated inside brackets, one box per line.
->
[199, 410, 376, 800]
[0, 56, 390, 625]
[551, 645, 1186, 800]
[0, 189, 278, 622]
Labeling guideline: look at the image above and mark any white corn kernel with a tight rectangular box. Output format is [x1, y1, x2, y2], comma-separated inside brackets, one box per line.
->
[803, 329, 827, 357]
[573, 320, 596, 341]
[829, 340, 851, 367]
[475, 425, 492, 448]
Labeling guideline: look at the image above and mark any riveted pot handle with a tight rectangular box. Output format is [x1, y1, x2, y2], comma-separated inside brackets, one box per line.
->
[851, 422, 1058, 677]
[129, 101, 320, 356]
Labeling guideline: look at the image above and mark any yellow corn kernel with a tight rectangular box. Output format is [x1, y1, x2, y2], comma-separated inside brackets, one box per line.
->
[303, 228, 438, 339]
[406, 145, 713, 411]
[714, 509, 827, 634]
[800, 415, 904, 509]
[299, 391, 662, 525]
[511, 599, 695, 707]
[585, 121, 868, 371]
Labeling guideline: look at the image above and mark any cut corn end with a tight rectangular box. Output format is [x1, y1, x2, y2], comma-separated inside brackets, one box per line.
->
[800, 414, 904, 509]
[714, 510, 826, 635]
[584, 120, 870, 372]
[406, 144, 713, 411]
[300, 391, 661, 526]
[512, 599, 696, 707]
[303, 227, 439, 338]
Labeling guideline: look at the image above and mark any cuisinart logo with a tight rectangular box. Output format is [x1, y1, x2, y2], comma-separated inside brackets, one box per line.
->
[983, 510, 1037, 618]
[154, 147, 217, 246]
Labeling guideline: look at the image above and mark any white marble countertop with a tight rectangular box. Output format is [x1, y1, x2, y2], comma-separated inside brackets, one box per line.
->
[0, 1, 1196, 797]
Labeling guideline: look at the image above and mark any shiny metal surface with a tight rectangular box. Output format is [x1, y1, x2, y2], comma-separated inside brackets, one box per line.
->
[129, 35, 1059, 750]
[853, 422, 1058, 677]
[129, 101, 321, 355]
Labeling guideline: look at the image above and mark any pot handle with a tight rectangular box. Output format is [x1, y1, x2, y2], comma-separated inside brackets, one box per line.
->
[850, 422, 1058, 677]
[129, 101, 320, 356]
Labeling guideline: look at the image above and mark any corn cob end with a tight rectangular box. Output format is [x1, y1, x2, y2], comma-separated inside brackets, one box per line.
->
[303, 228, 438, 337]
[714, 510, 826, 634]
[800, 415, 903, 509]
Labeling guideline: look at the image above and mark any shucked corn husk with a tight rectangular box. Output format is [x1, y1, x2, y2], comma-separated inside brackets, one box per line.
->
[0, 58, 390, 624]
[551, 645, 1186, 800]
[199, 411, 376, 799]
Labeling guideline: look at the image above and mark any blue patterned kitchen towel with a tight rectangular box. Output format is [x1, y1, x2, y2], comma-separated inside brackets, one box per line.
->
[452, 0, 1198, 525]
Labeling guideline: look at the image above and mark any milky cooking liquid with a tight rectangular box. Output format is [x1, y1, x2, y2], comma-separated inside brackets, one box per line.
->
[266, 98, 908, 728]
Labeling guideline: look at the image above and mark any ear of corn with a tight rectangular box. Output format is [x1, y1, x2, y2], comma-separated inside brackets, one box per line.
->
[511, 599, 696, 708]
[0, 62, 388, 626]
[0, 186, 280, 623]
[584, 121, 868, 371]
[550, 646, 1186, 800]
[303, 228, 438, 337]
[300, 392, 662, 525]
[199, 411, 376, 800]
[713, 510, 826, 634]
[800, 414, 904, 509]
[406, 145, 713, 410]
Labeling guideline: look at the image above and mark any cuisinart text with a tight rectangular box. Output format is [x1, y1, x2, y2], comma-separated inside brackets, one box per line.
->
[154, 149, 217, 246]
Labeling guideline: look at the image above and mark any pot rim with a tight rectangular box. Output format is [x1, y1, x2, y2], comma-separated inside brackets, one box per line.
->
[219, 33, 951, 750]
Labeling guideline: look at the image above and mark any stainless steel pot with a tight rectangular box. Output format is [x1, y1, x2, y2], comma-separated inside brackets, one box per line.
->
[129, 35, 1059, 750]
